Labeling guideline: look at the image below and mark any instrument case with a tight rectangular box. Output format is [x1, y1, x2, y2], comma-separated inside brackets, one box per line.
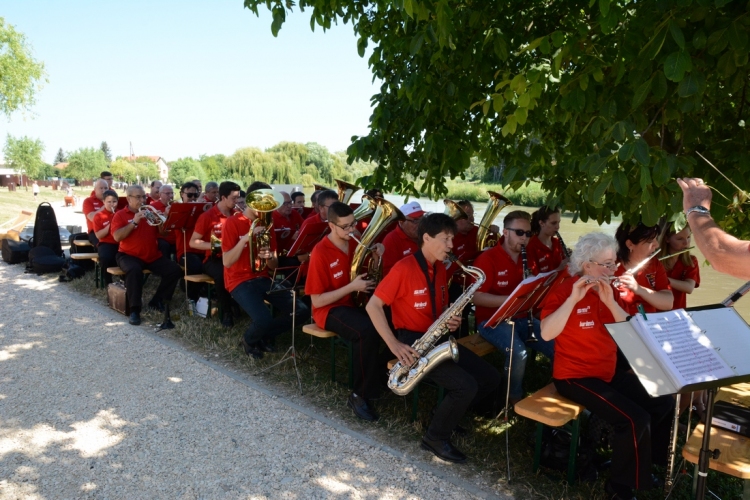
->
[107, 282, 130, 315]
[712, 400, 750, 438]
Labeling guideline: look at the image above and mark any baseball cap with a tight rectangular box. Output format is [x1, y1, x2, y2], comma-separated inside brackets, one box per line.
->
[400, 201, 425, 219]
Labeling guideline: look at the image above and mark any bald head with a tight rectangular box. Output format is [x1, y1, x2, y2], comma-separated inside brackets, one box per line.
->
[279, 191, 292, 216]
[94, 179, 109, 200]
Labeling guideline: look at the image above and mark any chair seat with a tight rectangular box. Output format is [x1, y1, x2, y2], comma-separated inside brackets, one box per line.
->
[302, 323, 337, 338]
[184, 273, 215, 284]
[73, 240, 94, 247]
[514, 383, 585, 427]
[107, 267, 151, 276]
[71, 253, 98, 260]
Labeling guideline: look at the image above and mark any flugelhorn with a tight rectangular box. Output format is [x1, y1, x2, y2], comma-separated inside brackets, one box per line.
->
[335, 179, 361, 205]
[138, 205, 166, 226]
[246, 188, 284, 272]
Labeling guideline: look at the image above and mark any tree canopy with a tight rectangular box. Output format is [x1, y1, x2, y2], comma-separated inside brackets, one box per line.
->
[3, 134, 45, 179]
[245, 0, 750, 237]
[0, 17, 47, 118]
[65, 148, 108, 182]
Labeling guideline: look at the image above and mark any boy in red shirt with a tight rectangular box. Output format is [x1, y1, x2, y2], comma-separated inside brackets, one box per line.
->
[222, 182, 309, 359]
[112, 186, 182, 326]
[367, 213, 500, 463]
[273, 191, 310, 270]
[92, 190, 120, 285]
[305, 201, 384, 422]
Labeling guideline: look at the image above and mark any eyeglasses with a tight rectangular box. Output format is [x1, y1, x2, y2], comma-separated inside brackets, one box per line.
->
[588, 259, 619, 271]
[128, 195, 147, 200]
[404, 218, 422, 224]
[335, 222, 357, 231]
[506, 228, 532, 237]
[184, 193, 199, 198]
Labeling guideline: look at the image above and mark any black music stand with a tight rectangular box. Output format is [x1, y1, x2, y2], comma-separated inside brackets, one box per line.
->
[286, 221, 329, 258]
[485, 271, 561, 482]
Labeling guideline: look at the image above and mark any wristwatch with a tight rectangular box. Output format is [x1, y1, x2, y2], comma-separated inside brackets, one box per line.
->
[685, 206, 711, 218]
[132, 221, 139, 228]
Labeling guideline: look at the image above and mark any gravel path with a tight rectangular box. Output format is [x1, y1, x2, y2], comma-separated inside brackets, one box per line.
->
[0, 263, 509, 499]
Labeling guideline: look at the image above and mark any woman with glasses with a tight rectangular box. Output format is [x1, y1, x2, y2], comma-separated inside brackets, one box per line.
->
[541, 232, 673, 499]
[473, 210, 555, 406]
[613, 223, 673, 316]
[527, 206, 568, 274]
[305, 201, 385, 422]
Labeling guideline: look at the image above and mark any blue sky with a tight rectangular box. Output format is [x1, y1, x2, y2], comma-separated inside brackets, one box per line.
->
[1, 0, 376, 164]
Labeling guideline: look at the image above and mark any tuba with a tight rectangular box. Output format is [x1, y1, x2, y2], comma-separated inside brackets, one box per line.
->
[443, 199, 470, 221]
[351, 191, 380, 222]
[350, 197, 404, 305]
[246, 188, 284, 272]
[476, 191, 512, 250]
[388, 254, 485, 395]
[313, 183, 331, 192]
[335, 179, 361, 205]
[138, 205, 166, 226]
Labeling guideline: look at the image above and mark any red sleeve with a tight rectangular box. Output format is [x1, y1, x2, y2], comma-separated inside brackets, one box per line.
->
[374, 259, 407, 306]
[221, 215, 241, 252]
[93, 211, 109, 232]
[653, 259, 671, 291]
[194, 209, 213, 238]
[304, 242, 330, 296]
[474, 251, 496, 294]
[687, 256, 701, 288]
[82, 197, 95, 216]
[540, 277, 576, 320]
[111, 209, 129, 233]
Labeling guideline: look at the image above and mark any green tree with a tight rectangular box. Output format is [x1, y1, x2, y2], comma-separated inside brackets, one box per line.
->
[199, 154, 227, 181]
[305, 142, 334, 184]
[110, 158, 137, 183]
[53, 147, 66, 165]
[169, 157, 206, 186]
[0, 17, 47, 117]
[3, 134, 45, 179]
[66, 148, 107, 181]
[100, 141, 112, 163]
[247, 0, 750, 237]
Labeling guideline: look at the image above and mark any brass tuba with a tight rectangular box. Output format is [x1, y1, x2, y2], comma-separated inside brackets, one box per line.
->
[335, 179, 361, 205]
[138, 205, 166, 226]
[246, 188, 284, 272]
[313, 183, 331, 192]
[443, 199, 470, 221]
[351, 191, 380, 222]
[350, 197, 404, 306]
[476, 191, 512, 250]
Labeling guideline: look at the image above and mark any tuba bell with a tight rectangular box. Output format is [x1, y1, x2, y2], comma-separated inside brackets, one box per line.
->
[138, 205, 166, 226]
[443, 199, 470, 222]
[246, 188, 284, 272]
[313, 183, 331, 192]
[335, 179, 361, 205]
[352, 191, 381, 222]
[476, 191, 512, 250]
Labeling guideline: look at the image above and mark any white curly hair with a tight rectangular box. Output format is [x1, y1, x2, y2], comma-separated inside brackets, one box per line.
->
[568, 232, 618, 275]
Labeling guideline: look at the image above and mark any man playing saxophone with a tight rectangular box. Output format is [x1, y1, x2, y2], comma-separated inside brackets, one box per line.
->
[366, 213, 500, 463]
[305, 201, 385, 422]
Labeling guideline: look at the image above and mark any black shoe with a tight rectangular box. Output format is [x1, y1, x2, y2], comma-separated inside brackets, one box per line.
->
[129, 312, 141, 325]
[257, 339, 276, 353]
[347, 393, 379, 422]
[605, 480, 636, 500]
[221, 313, 234, 329]
[240, 338, 264, 359]
[420, 437, 467, 463]
[147, 300, 165, 312]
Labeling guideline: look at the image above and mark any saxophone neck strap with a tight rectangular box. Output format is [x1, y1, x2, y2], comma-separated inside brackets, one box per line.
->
[414, 250, 437, 320]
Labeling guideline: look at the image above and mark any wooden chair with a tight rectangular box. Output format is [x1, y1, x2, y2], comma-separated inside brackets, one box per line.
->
[183, 274, 217, 318]
[0, 210, 33, 241]
[301, 323, 353, 389]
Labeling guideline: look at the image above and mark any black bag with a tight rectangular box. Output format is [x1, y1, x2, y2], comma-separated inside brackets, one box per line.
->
[68, 232, 95, 270]
[2, 239, 30, 264]
[30, 202, 63, 257]
[28, 246, 66, 274]
[59, 260, 86, 282]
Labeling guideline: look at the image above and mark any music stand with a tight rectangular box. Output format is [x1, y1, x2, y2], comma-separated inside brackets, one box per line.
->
[286, 221, 329, 258]
[485, 270, 561, 482]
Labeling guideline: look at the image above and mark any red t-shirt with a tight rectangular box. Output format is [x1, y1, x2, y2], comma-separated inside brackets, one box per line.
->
[452, 226, 479, 263]
[374, 254, 448, 333]
[473, 244, 537, 323]
[526, 235, 565, 274]
[194, 205, 232, 262]
[305, 237, 358, 328]
[146, 195, 157, 205]
[150, 200, 176, 244]
[305, 209, 319, 220]
[221, 213, 275, 293]
[111, 208, 162, 263]
[92, 210, 117, 245]
[272, 210, 304, 254]
[381, 224, 419, 277]
[541, 276, 618, 382]
[300, 212, 325, 234]
[666, 256, 700, 309]
[614, 257, 672, 315]
[82, 195, 103, 232]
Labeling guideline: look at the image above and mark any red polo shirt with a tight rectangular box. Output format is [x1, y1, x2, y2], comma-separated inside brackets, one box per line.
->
[541, 276, 618, 382]
[305, 237, 358, 328]
[221, 213, 275, 293]
[300, 212, 325, 233]
[614, 258, 672, 315]
[526, 235, 565, 274]
[374, 254, 448, 333]
[272, 210, 304, 254]
[150, 200, 176, 244]
[666, 255, 700, 309]
[92, 209, 117, 245]
[111, 208, 161, 263]
[473, 244, 538, 323]
[194, 205, 232, 262]
[381, 224, 419, 277]
[82, 195, 104, 232]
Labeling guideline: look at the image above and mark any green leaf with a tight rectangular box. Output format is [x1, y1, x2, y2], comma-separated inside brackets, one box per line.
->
[652, 72, 668, 99]
[642, 195, 659, 226]
[728, 20, 748, 51]
[593, 68, 604, 82]
[715, 0, 733, 8]
[693, 30, 707, 50]
[612, 121, 627, 141]
[652, 158, 670, 186]
[718, 50, 737, 78]
[510, 74, 527, 93]
[517, 92, 531, 107]
[639, 164, 652, 191]
[600, 0, 611, 17]
[640, 28, 667, 60]
[501, 115, 518, 136]
[669, 20, 685, 50]
[540, 36, 551, 54]
[551, 31, 565, 48]
[592, 175, 611, 204]
[632, 77, 653, 108]
[663, 50, 692, 82]
[736, 49, 749, 68]
[403, 0, 414, 17]
[707, 29, 728, 56]
[634, 138, 650, 166]
[482, 100, 491, 116]
[678, 72, 705, 97]
[613, 170, 629, 195]
[514, 107, 528, 125]
[492, 95, 504, 113]
[357, 36, 368, 57]
[618, 142, 634, 161]
[409, 33, 425, 55]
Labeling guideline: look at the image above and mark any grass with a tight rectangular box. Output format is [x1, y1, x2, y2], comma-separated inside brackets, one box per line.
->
[0, 185, 93, 226]
[444, 180, 548, 207]
[60, 267, 743, 499]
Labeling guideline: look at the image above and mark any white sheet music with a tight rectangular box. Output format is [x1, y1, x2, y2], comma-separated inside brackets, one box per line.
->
[632, 310, 735, 388]
[688, 307, 750, 373]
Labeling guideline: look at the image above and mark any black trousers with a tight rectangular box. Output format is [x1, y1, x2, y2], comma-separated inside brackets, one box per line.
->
[203, 256, 232, 316]
[398, 331, 501, 441]
[448, 281, 472, 338]
[97, 242, 118, 285]
[87, 230, 99, 247]
[115, 252, 182, 312]
[180, 252, 203, 301]
[158, 238, 175, 261]
[554, 370, 673, 490]
[325, 306, 384, 401]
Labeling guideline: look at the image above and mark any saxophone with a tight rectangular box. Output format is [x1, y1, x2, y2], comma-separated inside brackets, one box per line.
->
[387, 254, 486, 396]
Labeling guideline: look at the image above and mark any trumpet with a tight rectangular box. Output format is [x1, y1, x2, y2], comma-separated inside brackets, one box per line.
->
[138, 205, 166, 226]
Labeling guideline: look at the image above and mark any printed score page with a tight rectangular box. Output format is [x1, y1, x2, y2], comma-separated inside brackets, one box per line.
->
[688, 307, 750, 377]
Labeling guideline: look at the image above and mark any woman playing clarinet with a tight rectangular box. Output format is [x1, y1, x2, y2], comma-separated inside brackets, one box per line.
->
[527, 206, 568, 274]
[541, 232, 673, 500]
[613, 222, 673, 315]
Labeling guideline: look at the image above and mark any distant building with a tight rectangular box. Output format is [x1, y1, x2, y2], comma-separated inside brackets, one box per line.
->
[53, 162, 69, 171]
[122, 155, 169, 183]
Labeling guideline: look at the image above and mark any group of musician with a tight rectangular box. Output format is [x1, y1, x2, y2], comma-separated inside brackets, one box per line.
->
[81, 172, 705, 498]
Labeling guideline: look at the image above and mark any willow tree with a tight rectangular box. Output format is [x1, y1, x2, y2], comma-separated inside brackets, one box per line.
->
[245, 0, 750, 236]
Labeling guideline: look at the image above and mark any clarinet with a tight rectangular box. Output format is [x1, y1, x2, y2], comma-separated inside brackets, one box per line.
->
[556, 231, 571, 258]
[521, 244, 538, 342]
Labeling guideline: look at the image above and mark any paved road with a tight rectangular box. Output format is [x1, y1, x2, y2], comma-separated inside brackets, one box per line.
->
[0, 263, 508, 499]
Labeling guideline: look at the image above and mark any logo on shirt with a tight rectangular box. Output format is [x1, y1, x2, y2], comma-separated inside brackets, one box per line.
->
[576, 306, 591, 315]
[333, 270, 344, 279]
[579, 320, 595, 329]
[539, 255, 548, 262]
[646, 273, 656, 288]
[496, 280, 509, 287]
[402, 249, 413, 255]
[497, 270, 508, 276]
[330, 259, 340, 268]
[414, 301, 428, 309]
[414, 287, 428, 295]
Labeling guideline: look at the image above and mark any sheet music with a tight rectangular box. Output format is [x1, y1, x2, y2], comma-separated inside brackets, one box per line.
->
[632, 309, 735, 388]
[689, 307, 750, 375]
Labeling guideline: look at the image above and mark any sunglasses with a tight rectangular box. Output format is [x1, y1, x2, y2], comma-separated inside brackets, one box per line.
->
[184, 193, 199, 198]
[506, 228, 532, 237]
